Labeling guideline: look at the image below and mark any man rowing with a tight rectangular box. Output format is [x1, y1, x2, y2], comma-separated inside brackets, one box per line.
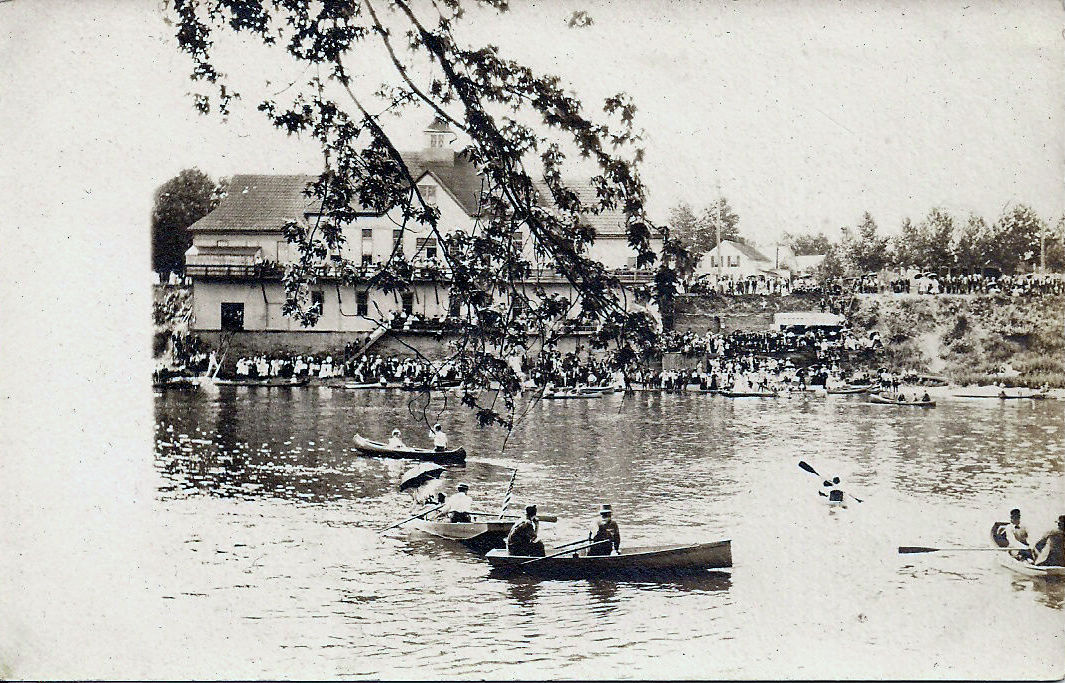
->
[437, 483, 473, 523]
[1032, 515, 1065, 567]
[506, 504, 545, 557]
[1001, 508, 1031, 561]
[587, 504, 621, 556]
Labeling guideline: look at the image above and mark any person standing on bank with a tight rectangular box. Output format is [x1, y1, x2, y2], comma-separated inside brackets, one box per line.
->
[430, 423, 448, 451]
[588, 504, 621, 556]
[506, 504, 545, 557]
[439, 483, 473, 523]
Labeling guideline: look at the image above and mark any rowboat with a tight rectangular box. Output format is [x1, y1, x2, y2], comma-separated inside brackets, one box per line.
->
[344, 380, 391, 389]
[485, 540, 732, 578]
[990, 523, 1065, 577]
[826, 385, 871, 395]
[720, 390, 778, 398]
[542, 389, 600, 399]
[410, 519, 514, 550]
[212, 376, 309, 387]
[869, 394, 936, 407]
[352, 434, 466, 464]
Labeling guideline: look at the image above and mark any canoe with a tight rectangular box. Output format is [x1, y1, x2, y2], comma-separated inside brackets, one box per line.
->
[212, 377, 309, 387]
[826, 385, 871, 395]
[542, 390, 600, 399]
[991, 523, 1065, 577]
[485, 540, 732, 578]
[352, 434, 466, 464]
[869, 394, 936, 407]
[720, 390, 778, 398]
[344, 381, 391, 389]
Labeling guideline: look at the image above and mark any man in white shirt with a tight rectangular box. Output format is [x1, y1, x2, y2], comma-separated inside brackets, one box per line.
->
[430, 423, 448, 451]
[440, 483, 473, 523]
[1002, 508, 1032, 561]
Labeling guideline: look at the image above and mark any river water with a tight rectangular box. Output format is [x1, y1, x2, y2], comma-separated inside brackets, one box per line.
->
[153, 387, 1064, 679]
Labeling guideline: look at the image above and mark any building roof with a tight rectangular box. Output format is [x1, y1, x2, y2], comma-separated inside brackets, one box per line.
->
[190, 175, 322, 232]
[718, 239, 770, 262]
[424, 117, 452, 133]
[401, 152, 485, 217]
[531, 180, 664, 238]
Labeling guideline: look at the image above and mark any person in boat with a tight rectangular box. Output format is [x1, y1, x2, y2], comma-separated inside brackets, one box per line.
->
[1032, 515, 1065, 567]
[387, 428, 406, 449]
[430, 423, 448, 452]
[438, 483, 473, 523]
[921, 391, 931, 403]
[506, 504, 545, 557]
[587, 504, 621, 556]
[823, 477, 844, 504]
[1001, 508, 1032, 561]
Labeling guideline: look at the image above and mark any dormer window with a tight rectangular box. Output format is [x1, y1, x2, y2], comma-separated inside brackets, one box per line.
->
[430, 133, 447, 149]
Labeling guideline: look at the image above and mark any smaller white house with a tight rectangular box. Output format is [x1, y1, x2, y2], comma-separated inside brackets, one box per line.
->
[695, 240, 775, 279]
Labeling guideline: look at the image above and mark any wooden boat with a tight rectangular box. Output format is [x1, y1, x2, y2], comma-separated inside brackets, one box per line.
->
[991, 523, 1065, 577]
[826, 385, 872, 395]
[212, 376, 309, 387]
[352, 434, 466, 464]
[720, 390, 778, 398]
[344, 380, 391, 389]
[869, 394, 936, 407]
[542, 389, 600, 399]
[953, 392, 1046, 400]
[485, 540, 732, 577]
[410, 518, 514, 550]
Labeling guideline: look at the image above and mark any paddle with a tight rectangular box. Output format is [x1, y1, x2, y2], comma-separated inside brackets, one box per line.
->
[798, 460, 863, 503]
[521, 539, 608, 565]
[469, 511, 559, 523]
[378, 503, 443, 533]
[898, 546, 1026, 554]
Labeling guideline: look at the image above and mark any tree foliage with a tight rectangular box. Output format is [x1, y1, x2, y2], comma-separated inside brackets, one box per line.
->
[667, 197, 741, 255]
[151, 168, 226, 274]
[842, 212, 889, 273]
[782, 231, 832, 256]
[171, 0, 681, 427]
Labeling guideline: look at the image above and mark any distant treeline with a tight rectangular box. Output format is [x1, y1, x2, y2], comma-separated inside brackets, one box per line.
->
[785, 205, 1064, 278]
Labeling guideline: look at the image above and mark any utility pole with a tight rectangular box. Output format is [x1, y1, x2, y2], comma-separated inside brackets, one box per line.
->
[715, 178, 722, 281]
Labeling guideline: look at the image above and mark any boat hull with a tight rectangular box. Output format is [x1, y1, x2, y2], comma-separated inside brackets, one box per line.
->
[353, 435, 466, 464]
[485, 540, 732, 578]
[826, 385, 871, 395]
[720, 391, 778, 398]
[869, 394, 936, 407]
[411, 519, 513, 550]
[991, 523, 1065, 577]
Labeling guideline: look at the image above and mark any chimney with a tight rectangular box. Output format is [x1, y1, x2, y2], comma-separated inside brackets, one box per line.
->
[423, 116, 454, 164]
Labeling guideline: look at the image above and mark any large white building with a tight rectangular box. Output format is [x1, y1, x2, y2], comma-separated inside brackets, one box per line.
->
[184, 120, 662, 354]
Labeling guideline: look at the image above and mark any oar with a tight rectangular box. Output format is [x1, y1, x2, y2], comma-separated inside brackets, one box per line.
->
[378, 503, 443, 533]
[898, 546, 1025, 554]
[798, 461, 863, 503]
[469, 511, 558, 523]
[521, 539, 607, 565]
[549, 538, 598, 551]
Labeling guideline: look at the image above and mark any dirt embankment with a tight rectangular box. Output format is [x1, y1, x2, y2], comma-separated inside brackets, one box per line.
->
[848, 294, 1064, 387]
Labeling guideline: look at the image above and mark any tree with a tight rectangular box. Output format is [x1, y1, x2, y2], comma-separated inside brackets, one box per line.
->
[843, 212, 889, 273]
[782, 231, 832, 256]
[815, 244, 846, 283]
[891, 217, 921, 269]
[952, 213, 988, 273]
[1045, 216, 1065, 272]
[666, 197, 740, 256]
[172, 0, 679, 427]
[151, 168, 224, 275]
[987, 205, 1043, 274]
[915, 208, 955, 272]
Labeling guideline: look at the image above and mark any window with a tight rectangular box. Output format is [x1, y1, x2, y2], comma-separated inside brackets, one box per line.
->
[216, 239, 229, 247]
[626, 256, 638, 269]
[401, 292, 414, 316]
[356, 291, 369, 316]
[311, 291, 324, 316]
[361, 253, 374, 266]
[220, 302, 244, 331]
[430, 133, 446, 149]
[361, 228, 373, 239]
[416, 238, 438, 259]
[361, 228, 373, 253]
[418, 184, 437, 204]
[393, 229, 403, 247]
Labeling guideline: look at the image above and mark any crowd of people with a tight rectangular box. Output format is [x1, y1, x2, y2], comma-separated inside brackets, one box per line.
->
[852, 272, 1065, 296]
[661, 326, 881, 361]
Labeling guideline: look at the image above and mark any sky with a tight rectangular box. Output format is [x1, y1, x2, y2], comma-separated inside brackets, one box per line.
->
[0, 1, 1062, 676]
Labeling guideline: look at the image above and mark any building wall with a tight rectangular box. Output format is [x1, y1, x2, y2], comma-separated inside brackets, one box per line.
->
[695, 242, 771, 278]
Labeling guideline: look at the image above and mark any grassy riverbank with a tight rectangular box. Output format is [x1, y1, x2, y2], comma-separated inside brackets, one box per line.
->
[848, 294, 1065, 387]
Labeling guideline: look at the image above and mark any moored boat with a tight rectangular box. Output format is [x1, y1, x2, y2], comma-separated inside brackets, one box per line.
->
[826, 385, 871, 395]
[720, 390, 778, 398]
[542, 389, 600, 399]
[485, 540, 732, 577]
[353, 434, 466, 464]
[953, 392, 1046, 400]
[991, 523, 1065, 577]
[869, 394, 936, 407]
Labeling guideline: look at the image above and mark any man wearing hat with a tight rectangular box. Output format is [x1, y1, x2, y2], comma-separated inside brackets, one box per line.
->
[506, 504, 545, 557]
[438, 483, 473, 523]
[429, 423, 448, 451]
[587, 504, 621, 556]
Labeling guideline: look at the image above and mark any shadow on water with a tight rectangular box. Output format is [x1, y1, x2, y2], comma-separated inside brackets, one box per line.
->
[491, 569, 732, 610]
[1010, 574, 1065, 609]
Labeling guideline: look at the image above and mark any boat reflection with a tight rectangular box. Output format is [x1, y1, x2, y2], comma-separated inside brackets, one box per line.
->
[493, 568, 732, 610]
[1010, 574, 1065, 610]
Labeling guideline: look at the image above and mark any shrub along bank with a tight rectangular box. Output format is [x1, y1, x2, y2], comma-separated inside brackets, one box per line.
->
[847, 294, 1064, 387]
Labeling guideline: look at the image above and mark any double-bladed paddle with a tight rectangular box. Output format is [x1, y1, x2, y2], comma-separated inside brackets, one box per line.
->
[378, 503, 444, 533]
[798, 460, 863, 503]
